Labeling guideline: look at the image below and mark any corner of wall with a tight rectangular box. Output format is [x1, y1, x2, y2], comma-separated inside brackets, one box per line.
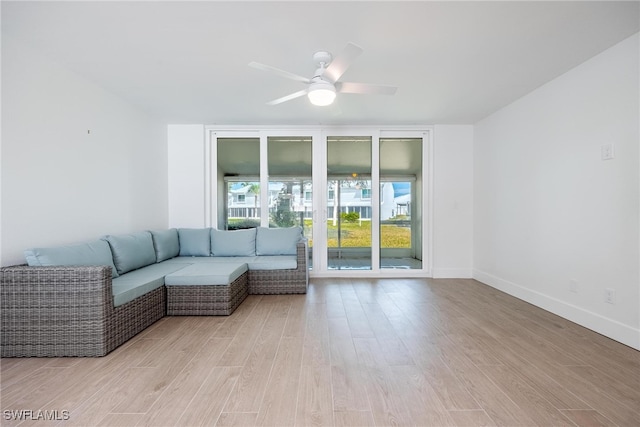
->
[472, 33, 640, 350]
[167, 125, 206, 228]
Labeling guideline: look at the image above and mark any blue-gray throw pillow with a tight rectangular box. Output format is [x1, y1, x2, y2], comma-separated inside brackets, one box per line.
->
[150, 229, 180, 262]
[24, 239, 119, 278]
[211, 228, 256, 256]
[178, 228, 211, 256]
[104, 231, 156, 275]
[255, 226, 302, 255]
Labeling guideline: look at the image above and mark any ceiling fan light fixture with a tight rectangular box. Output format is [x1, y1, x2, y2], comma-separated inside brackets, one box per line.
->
[308, 81, 336, 106]
[251, 43, 396, 106]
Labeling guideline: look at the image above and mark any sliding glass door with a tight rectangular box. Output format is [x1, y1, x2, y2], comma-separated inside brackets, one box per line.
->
[327, 136, 372, 270]
[209, 128, 429, 276]
[379, 137, 423, 269]
[267, 136, 313, 268]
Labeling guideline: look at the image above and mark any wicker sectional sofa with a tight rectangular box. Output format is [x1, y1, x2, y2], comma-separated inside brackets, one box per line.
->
[0, 227, 308, 358]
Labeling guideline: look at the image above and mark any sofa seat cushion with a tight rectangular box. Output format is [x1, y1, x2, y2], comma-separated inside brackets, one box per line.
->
[111, 263, 189, 307]
[24, 239, 120, 278]
[158, 256, 240, 266]
[161, 255, 296, 270]
[194, 256, 257, 264]
[161, 256, 252, 264]
[248, 256, 297, 270]
[154, 257, 198, 265]
[165, 263, 248, 286]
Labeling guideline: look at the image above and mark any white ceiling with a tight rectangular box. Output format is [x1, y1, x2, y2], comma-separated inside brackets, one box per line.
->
[3, 1, 639, 125]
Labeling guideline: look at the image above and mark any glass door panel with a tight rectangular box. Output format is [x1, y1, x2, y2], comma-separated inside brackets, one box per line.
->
[217, 137, 261, 230]
[267, 136, 313, 267]
[379, 138, 423, 269]
[327, 136, 372, 270]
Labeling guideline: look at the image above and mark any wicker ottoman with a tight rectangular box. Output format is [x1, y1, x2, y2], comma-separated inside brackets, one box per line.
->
[165, 263, 248, 316]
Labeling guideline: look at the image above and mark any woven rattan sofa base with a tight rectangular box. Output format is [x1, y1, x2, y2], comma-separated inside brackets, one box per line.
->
[166, 271, 248, 316]
[1, 239, 308, 356]
[248, 269, 307, 294]
[0, 265, 165, 357]
[248, 241, 309, 295]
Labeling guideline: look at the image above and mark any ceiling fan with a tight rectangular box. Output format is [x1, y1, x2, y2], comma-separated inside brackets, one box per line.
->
[249, 42, 397, 107]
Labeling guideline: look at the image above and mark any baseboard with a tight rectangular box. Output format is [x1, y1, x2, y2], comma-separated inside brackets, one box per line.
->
[432, 268, 473, 279]
[309, 270, 430, 279]
[473, 269, 640, 350]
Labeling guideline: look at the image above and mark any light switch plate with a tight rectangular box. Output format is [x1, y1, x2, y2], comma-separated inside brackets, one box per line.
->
[601, 143, 615, 160]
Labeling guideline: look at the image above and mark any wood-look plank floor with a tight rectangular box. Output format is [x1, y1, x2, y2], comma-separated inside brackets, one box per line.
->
[1, 278, 639, 426]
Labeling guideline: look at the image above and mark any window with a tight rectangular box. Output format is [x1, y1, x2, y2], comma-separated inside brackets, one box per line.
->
[304, 191, 312, 201]
[361, 188, 371, 199]
[237, 194, 246, 203]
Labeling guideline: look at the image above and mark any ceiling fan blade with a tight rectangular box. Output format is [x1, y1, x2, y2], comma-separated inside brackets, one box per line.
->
[323, 42, 363, 83]
[249, 62, 311, 84]
[266, 89, 308, 106]
[336, 82, 397, 95]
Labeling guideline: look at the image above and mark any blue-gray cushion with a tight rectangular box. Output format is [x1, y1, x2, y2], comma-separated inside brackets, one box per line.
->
[104, 231, 156, 275]
[211, 228, 256, 256]
[178, 228, 211, 256]
[150, 229, 180, 262]
[111, 262, 189, 306]
[164, 263, 247, 286]
[255, 226, 302, 255]
[24, 239, 119, 278]
[157, 256, 208, 265]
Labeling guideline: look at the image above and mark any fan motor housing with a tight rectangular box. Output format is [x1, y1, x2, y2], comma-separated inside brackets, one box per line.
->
[313, 51, 332, 66]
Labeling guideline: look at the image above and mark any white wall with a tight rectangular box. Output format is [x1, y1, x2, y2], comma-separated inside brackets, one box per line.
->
[474, 34, 639, 349]
[1, 36, 168, 266]
[433, 125, 474, 278]
[167, 125, 475, 277]
[167, 124, 206, 228]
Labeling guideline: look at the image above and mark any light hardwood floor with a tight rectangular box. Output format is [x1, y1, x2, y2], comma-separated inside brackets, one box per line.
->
[1, 278, 639, 426]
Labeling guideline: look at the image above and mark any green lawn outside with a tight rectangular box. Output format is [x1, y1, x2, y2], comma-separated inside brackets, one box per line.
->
[303, 219, 410, 248]
[227, 218, 411, 248]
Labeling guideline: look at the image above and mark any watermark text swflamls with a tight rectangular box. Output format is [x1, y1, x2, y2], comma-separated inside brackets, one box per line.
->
[3, 409, 70, 421]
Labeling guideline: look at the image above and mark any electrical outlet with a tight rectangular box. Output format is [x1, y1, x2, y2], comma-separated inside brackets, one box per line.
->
[604, 288, 616, 304]
[601, 143, 615, 160]
[569, 279, 578, 293]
